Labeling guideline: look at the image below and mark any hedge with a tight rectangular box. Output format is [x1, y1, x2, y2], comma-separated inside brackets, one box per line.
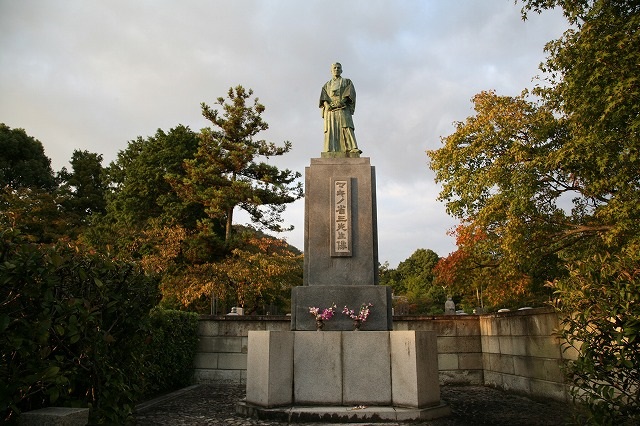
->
[1, 229, 160, 424]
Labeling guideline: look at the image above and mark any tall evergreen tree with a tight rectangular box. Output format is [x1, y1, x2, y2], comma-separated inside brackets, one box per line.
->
[171, 86, 303, 243]
[58, 150, 107, 220]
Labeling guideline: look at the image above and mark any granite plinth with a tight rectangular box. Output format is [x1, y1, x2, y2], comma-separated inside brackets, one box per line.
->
[342, 331, 391, 405]
[304, 157, 378, 287]
[391, 331, 441, 408]
[294, 332, 343, 405]
[291, 285, 392, 331]
[245, 331, 293, 408]
[245, 331, 444, 408]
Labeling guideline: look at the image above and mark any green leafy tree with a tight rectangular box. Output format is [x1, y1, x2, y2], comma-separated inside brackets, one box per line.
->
[430, 0, 639, 419]
[0, 188, 68, 244]
[104, 125, 202, 229]
[0, 229, 160, 424]
[0, 124, 56, 190]
[523, 0, 640, 251]
[518, 0, 640, 422]
[0, 127, 65, 242]
[381, 249, 444, 314]
[171, 86, 303, 243]
[551, 247, 640, 425]
[428, 91, 569, 307]
[88, 125, 206, 258]
[57, 150, 107, 236]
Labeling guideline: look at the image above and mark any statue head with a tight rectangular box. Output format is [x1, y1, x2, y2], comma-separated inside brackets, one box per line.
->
[331, 62, 342, 78]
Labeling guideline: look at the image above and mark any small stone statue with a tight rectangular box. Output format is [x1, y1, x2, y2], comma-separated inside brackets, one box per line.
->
[445, 296, 456, 315]
[319, 62, 362, 155]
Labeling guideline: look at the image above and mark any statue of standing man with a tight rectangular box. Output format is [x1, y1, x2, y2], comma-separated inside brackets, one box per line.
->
[319, 62, 362, 155]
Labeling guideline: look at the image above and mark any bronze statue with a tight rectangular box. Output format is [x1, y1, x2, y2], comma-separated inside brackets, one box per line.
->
[319, 62, 361, 154]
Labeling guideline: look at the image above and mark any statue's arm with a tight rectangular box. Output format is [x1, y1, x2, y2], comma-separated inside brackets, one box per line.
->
[344, 79, 356, 114]
[319, 86, 331, 117]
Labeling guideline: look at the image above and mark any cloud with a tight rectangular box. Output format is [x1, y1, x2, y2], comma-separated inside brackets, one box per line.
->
[0, 0, 568, 267]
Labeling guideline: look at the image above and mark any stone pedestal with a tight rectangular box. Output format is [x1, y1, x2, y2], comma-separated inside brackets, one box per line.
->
[391, 331, 441, 408]
[342, 331, 392, 405]
[303, 157, 378, 286]
[242, 330, 450, 422]
[240, 156, 449, 422]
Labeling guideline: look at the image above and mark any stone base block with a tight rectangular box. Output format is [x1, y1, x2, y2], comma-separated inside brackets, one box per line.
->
[343, 331, 391, 404]
[19, 407, 89, 426]
[294, 331, 343, 405]
[246, 331, 293, 407]
[291, 285, 392, 331]
[245, 330, 445, 413]
[391, 331, 441, 408]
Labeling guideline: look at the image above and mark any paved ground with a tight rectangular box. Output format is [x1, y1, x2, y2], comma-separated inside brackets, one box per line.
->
[135, 384, 577, 425]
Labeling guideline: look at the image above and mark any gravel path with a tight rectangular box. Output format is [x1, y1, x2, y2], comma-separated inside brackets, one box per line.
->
[135, 384, 575, 425]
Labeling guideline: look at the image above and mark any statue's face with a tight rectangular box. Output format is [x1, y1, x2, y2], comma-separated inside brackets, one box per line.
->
[331, 63, 342, 78]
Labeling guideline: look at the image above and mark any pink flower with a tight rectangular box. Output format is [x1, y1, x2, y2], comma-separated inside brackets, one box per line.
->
[309, 304, 337, 321]
[343, 303, 373, 322]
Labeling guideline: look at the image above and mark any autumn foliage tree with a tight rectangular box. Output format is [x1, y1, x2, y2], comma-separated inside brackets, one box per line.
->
[431, 0, 639, 420]
[430, 0, 639, 311]
[160, 234, 302, 313]
[84, 89, 304, 313]
[429, 91, 568, 308]
[432, 224, 554, 310]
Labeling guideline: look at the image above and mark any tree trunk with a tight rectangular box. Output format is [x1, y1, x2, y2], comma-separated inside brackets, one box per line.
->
[225, 206, 234, 243]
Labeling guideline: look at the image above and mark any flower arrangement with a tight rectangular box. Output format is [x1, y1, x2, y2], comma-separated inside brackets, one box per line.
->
[309, 304, 336, 330]
[309, 304, 337, 321]
[343, 303, 373, 330]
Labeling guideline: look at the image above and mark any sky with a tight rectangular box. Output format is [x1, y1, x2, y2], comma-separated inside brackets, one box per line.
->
[0, 0, 569, 268]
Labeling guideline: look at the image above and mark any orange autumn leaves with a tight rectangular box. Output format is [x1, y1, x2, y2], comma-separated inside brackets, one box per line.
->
[136, 226, 302, 311]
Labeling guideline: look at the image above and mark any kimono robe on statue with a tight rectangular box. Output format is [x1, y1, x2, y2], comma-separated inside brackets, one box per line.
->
[319, 77, 361, 153]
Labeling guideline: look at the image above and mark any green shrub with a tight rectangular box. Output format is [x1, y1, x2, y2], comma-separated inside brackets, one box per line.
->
[552, 249, 640, 425]
[0, 229, 160, 424]
[144, 308, 199, 398]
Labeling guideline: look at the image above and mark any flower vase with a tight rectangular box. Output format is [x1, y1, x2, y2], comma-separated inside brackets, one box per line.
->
[353, 320, 361, 331]
[316, 319, 324, 331]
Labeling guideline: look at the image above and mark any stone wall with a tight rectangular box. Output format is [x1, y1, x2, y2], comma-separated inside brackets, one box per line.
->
[195, 317, 290, 384]
[393, 315, 483, 386]
[194, 308, 570, 401]
[480, 308, 571, 401]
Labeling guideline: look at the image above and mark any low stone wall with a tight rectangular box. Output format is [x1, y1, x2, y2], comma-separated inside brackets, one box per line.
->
[394, 315, 483, 386]
[195, 308, 570, 401]
[195, 316, 290, 384]
[480, 308, 571, 401]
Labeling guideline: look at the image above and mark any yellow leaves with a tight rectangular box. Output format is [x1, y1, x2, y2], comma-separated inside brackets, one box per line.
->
[159, 236, 302, 311]
[136, 222, 187, 274]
